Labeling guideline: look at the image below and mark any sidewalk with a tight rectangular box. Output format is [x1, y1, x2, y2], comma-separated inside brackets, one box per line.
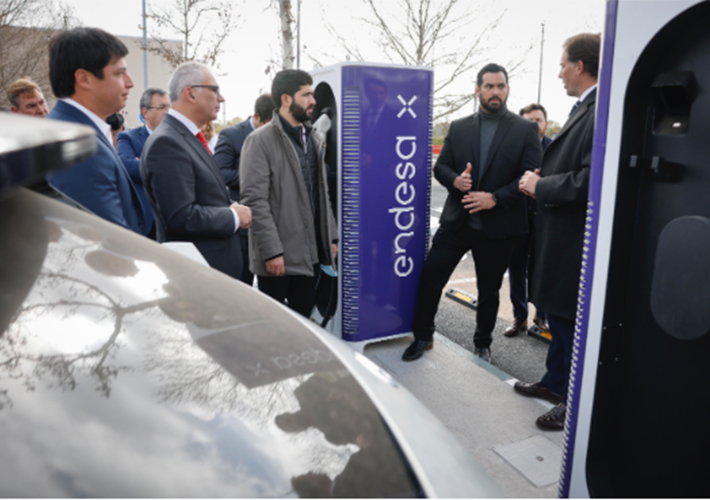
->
[364, 333, 564, 498]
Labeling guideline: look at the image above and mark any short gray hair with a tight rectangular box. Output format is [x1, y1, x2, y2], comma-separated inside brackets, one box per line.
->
[139, 87, 168, 116]
[168, 61, 211, 102]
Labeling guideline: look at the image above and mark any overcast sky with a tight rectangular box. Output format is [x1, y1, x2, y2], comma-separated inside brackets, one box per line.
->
[64, 0, 606, 126]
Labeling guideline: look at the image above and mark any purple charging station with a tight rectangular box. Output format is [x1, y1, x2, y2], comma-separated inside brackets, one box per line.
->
[311, 63, 434, 346]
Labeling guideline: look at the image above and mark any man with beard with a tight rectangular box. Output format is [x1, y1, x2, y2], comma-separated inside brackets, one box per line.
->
[402, 63, 541, 363]
[240, 69, 337, 317]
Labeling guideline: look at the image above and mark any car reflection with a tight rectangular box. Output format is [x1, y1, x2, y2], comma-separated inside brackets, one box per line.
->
[0, 190, 422, 497]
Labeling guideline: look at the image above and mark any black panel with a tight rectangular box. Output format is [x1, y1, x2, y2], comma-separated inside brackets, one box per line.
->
[651, 216, 710, 340]
[587, 2, 710, 497]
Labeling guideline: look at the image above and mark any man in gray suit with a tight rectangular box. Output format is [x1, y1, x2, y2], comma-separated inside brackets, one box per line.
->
[214, 94, 276, 284]
[516, 33, 601, 430]
[141, 62, 251, 279]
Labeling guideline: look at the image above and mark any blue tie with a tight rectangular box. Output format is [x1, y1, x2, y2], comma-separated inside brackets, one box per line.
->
[569, 100, 581, 117]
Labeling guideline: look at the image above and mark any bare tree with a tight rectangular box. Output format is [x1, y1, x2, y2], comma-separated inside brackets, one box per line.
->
[321, 0, 531, 121]
[0, 0, 78, 106]
[278, 0, 295, 69]
[144, 0, 239, 68]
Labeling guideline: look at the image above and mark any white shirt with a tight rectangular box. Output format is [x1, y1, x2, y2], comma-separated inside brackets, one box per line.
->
[578, 84, 597, 104]
[168, 109, 239, 232]
[62, 98, 112, 144]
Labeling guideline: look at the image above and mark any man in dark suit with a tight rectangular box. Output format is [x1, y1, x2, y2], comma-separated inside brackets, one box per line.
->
[516, 33, 601, 430]
[402, 63, 542, 363]
[117, 88, 171, 238]
[46, 27, 146, 234]
[214, 94, 275, 284]
[504, 103, 552, 338]
[140, 62, 252, 279]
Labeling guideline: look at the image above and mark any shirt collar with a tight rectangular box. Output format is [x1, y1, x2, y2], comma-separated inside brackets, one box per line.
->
[168, 108, 200, 136]
[62, 98, 112, 143]
[248, 115, 256, 130]
[578, 84, 597, 104]
[145, 125, 154, 135]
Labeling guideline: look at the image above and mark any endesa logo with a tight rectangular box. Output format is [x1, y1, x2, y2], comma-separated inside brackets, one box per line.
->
[389, 135, 417, 278]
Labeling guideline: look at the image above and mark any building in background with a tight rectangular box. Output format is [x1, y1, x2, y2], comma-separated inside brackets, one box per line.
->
[0, 27, 178, 130]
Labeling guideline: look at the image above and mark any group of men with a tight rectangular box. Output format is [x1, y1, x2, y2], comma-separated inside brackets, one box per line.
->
[7, 27, 336, 318]
[7, 25, 600, 432]
[402, 32, 600, 431]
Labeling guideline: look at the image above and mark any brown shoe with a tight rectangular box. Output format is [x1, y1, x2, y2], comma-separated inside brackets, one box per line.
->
[503, 317, 527, 337]
[513, 381, 564, 404]
[536, 402, 566, 430]
[533, 314, 550, 333]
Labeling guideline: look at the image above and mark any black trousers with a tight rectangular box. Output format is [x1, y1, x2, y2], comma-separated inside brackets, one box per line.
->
[258, 266, 320, 318]
[238, 229, 254, 286]
[413, 225, 519, 348]
[540, 314, 575, 398]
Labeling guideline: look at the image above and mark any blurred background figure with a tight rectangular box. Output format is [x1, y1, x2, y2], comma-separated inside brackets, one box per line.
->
[117, 88, 170, 238]
[201, 121, 217, 153]
[214, 93, 276, 285]
[6, 78, 49, 117]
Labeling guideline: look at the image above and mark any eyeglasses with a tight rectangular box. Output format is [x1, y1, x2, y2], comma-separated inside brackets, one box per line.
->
[191, 85, 221, 96]
[146, 104, 170, 111]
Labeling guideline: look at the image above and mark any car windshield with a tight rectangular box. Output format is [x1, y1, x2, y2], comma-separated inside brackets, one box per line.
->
[0, 189, 423, 498]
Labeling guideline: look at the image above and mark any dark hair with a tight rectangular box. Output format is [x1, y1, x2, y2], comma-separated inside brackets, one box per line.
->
[139, 87, 168, 115]
[564, 33, 601, 78]
[519, 103, 548, 120]
[271, 69, 312, 108]
[476, 63, 508, 87]
[254, 93, 276, 121]
[49, 27, 129, 98]
[106, 112, 125, 131]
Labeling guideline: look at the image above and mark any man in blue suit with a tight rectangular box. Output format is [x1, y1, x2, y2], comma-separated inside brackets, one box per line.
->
[117, 88, 171, 238]
[504, 103, 552, 338]
[46, 27, 145, 235]
[214, 93, 275, 284]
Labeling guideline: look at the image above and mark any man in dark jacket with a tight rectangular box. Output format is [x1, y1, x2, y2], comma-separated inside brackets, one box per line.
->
[516, 33, 601, 431]
[402, 63, 542, 363]
[214, 94, 275, 284]
[141, 62, 251, 279]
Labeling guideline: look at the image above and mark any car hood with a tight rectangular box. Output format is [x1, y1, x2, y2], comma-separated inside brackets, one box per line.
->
[0, 189, 501, 498]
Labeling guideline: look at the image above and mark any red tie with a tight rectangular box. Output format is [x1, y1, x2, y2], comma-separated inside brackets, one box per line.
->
[196, 131, 212, 155]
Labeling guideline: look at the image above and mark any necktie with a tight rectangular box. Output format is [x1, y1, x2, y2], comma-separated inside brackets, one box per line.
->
[196, 131, 212, 155]
[569, 100, 581, 117]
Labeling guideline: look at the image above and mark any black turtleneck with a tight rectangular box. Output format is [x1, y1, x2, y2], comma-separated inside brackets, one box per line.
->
[478, 106, 507, 177]
[467, 105, 506, 231]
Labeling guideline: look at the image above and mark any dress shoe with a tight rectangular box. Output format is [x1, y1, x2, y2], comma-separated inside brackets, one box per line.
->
[473, 347, 491, 363]
[536, 402, 566, 430]
[533, 314, 550, 332]
[402, 339, 433, 362]
[503, 317, 527, 337]
[513, 381, 564, 404]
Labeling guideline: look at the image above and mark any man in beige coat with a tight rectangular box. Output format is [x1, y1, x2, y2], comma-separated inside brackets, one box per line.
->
[240, 69, 337, 317]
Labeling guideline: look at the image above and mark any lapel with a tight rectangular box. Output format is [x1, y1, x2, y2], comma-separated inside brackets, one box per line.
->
[480, 111, 514, 181]
[468, 114, 481, 179]
[54, 100, 114, 151]
[552, 88, 597, 144]
[52, 100, 143, 212]
[138, 126, 149, 148]
[164, 114, 228, 202]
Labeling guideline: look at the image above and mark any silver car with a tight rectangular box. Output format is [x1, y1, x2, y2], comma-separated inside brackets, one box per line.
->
[0, 114, 501, 498]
